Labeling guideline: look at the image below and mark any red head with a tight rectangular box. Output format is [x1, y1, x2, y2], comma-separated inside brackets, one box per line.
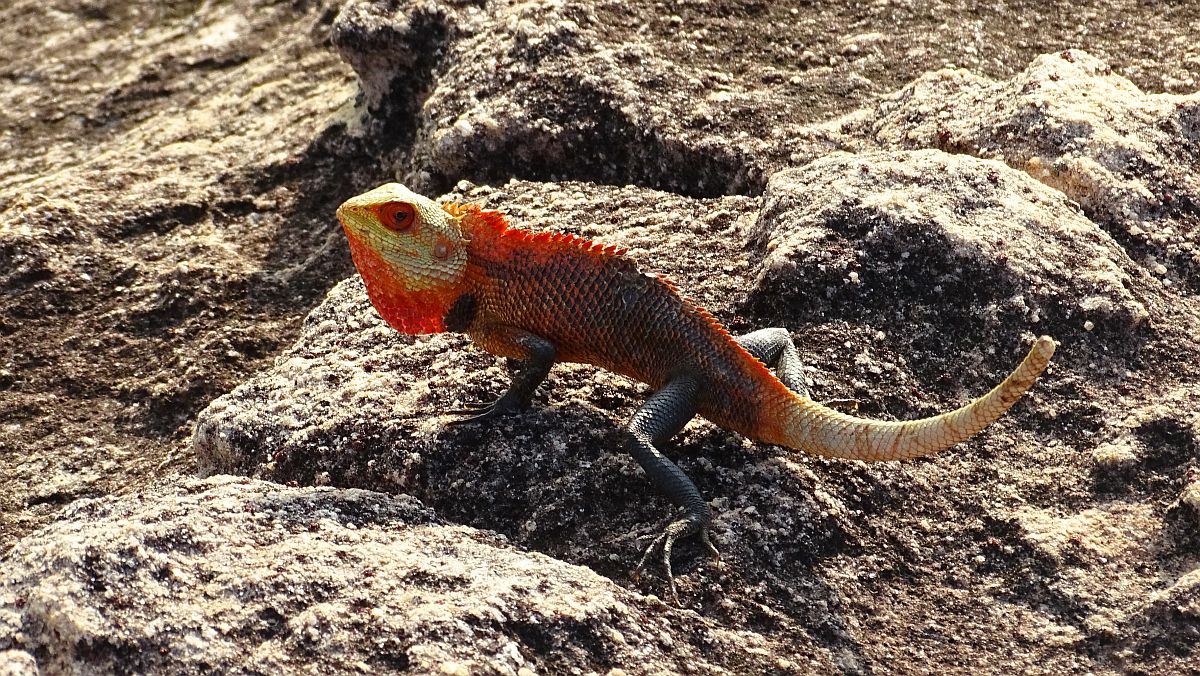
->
[335, 183, 470, 334]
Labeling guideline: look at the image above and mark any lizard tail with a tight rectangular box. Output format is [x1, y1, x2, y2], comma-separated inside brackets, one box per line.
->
[767, 336, 1056, 461]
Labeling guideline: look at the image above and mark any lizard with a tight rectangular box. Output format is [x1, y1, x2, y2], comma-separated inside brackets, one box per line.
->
[336, 182, 1056, 602]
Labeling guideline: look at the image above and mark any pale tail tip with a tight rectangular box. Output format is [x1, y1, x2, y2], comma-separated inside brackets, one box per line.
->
[1033, 335, 1057, 360]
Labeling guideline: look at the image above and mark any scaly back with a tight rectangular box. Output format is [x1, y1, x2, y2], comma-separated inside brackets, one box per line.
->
[454, 205, 791, 435]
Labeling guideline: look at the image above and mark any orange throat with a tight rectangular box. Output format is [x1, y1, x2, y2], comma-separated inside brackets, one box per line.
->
[345, 232, 461, 335]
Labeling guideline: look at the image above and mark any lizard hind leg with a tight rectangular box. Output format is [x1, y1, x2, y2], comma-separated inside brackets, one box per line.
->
[736, 328, 812, 398]
[737, 328, 860, 411]
[626, 375, 718, 605]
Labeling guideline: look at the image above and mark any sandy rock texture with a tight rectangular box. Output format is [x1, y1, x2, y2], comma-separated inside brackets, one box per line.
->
[2, 0, 1199, 673]
[330, 0, 1200, 199]
[750, 150, 1151, 342]
[0, 0, 372, 546]
[839, 50, 1200, 289]
[1, 476, 786, 674]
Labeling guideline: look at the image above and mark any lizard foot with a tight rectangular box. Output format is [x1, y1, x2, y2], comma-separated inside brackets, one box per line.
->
[632, 519, 719, 606]
[446, 393, 528, 425]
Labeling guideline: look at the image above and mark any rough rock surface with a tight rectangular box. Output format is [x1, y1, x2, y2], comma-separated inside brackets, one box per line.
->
[0, 476, 790, 674]
[840, 50, 1200, 289]
[0, 0, 373, 547]
[748, 149, 1154, 349]
[330, 1, 1200, 199]
[3, 0, 1200, 672]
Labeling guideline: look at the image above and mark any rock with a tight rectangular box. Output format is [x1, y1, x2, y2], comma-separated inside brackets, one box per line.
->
[330, 0, 828, 196]
[747, 149, 1151, 358]
[0, 476, 774, 674]
[844, 49, 1200, 288]
[0, 0, 369, 545]
[0, 651, 37, 676]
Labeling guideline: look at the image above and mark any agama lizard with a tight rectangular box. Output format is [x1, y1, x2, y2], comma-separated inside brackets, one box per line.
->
[337, 183, 1056, 602]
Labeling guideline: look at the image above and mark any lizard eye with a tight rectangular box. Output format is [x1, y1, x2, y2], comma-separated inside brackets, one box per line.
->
[378, 202, 415, 233]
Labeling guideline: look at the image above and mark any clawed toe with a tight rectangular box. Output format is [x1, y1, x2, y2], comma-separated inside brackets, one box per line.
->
[699, 529, 721, 565]
[447, 395, 525, 425]
[632, 521, 717, 606]
[446, 405, 492, 425]
[449, 401, 494, 414]
[634, 531, 679, 605]
[446, 410, 495, 425]
[447, 401, 499, 424]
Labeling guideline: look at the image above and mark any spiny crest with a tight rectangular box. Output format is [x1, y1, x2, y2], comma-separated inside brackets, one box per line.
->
[442, 201, 510, 238]
[448, 199, 629, 262]
[513, 229, 629, 259]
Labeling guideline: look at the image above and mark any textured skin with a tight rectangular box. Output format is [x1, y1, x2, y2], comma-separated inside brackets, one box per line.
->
[762, 339, 1055, 460]
[461, 216, 791, 441]
[339, 184, 1054, 458]
[337, 183, 1056, 601]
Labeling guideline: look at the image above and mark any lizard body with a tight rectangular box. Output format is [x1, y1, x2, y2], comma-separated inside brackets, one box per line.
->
[337, 183, 1056, 601]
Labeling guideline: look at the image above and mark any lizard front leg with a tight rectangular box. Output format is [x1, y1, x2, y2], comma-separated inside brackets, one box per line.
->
[627, 374, 719, 604]
[449, 326, 557, 424]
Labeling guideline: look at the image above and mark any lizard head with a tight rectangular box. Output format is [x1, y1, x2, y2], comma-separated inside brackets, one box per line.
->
[336, 183, 470, 334]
